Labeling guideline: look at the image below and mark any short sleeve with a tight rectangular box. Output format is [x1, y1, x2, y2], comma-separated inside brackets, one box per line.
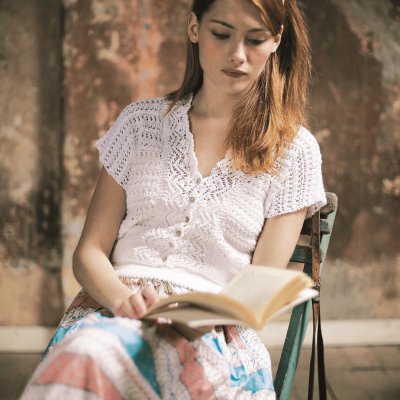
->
[264, 127, 327, 219]
[95, 104, 138, 190]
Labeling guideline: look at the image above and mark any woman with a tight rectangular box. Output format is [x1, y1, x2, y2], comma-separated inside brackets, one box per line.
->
[22, 0, 326, 398]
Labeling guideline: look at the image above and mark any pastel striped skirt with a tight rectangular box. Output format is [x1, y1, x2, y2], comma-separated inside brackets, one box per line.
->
[21, 278, 275, 400]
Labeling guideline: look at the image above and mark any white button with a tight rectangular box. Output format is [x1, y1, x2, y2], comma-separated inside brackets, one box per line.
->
[189, 196, 195, 203]
[185, 216, 189, 223]
[169, 242, 174, 248]
[176, 230, 181, 237]
[162, 256, 168, 262]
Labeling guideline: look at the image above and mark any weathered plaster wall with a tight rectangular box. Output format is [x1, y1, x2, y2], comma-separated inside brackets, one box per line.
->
[0, 0, 64, 325]
[61, 0, 191, 305]
[302, 0, 400, 318]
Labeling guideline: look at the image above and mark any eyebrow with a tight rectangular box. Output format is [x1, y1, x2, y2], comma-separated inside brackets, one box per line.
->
[210, 19, 268, 33]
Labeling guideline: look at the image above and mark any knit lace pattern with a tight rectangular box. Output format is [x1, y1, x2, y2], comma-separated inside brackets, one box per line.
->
[95, 95, 326, 293]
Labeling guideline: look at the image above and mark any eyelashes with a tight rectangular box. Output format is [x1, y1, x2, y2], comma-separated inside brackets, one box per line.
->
[212, 32, 229, 40]
[248, 39, 266, 46]
[211, 31, 266, 46]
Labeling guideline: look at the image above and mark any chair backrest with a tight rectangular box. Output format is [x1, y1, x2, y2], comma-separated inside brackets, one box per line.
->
[274, 192, 338, 400]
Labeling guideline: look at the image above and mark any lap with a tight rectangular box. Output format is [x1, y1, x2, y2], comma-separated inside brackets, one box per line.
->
[23, 289, 276, 399]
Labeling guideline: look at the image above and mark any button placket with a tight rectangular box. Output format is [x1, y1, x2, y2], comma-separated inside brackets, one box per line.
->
[171, 222, 185, 239]
[161, 233, 179, 265]
[185, 179, 202, 223]
[192, 171, 202, 186]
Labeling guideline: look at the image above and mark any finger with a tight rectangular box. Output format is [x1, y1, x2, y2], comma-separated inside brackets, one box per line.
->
[142, 286, 163, 307]
[113, 297, 137, 319]
[129, 293, 148, 318]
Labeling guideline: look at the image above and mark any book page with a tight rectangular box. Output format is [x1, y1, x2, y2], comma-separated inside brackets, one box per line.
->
[147, 292, 256, 325]
[145, 288, 317, 330]
[147, 265, 312, 328]
[266, 288, 318, 322]
[221, 265, 306, 318]
[145, 306, 248, 328]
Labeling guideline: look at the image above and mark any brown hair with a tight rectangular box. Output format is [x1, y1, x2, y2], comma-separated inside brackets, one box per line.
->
[166, 0, 311, 175]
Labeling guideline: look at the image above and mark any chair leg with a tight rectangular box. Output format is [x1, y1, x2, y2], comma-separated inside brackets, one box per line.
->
[274, 300, 312, 400]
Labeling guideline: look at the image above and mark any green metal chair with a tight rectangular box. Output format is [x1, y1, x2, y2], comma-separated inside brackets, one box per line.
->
[274, 192, 338, 400]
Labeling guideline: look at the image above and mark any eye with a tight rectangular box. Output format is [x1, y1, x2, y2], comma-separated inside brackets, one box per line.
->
[248, 38, 266, 46]
[211, 31, 230, 40]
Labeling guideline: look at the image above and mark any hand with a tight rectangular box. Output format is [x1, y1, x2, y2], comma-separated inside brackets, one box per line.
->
[113, 286, 166, 319]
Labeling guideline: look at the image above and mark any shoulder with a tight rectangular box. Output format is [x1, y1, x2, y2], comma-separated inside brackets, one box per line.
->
[292, 126, 321, 153]
[105, 97, 170, 141]
[284, 126, 322, 165]
[264, 126, 326, 218]
[113, 94, 193, 129]
[95, 97, 168, 151]
[274, 126, 323, 184]
[117, 96, 169, 120]
[120, 94, 193, 118]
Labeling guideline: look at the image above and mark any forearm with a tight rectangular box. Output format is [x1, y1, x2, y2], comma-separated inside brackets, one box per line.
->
[73, 245, 133, 313]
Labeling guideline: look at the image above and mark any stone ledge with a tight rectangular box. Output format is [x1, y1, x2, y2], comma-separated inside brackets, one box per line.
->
[258, 318, 400, 349]
[0, 326, 56, 352]
[1, 319, 399, 352]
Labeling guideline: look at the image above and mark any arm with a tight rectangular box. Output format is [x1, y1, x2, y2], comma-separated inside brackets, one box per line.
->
[251, 207, 308, 268]
[73, 167, 162, 318]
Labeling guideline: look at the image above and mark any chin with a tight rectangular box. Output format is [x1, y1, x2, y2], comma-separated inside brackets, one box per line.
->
[222, 83, 253, 96]
[209, 80, 245, 93]
[205, 72, 255, 96]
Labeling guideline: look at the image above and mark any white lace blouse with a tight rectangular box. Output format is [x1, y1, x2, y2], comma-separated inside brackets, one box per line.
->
[95, 94, 326, 294]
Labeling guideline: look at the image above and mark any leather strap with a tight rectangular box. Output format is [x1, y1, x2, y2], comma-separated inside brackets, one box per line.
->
[307, 211, 327, 400]
[317, 310, 327, 398]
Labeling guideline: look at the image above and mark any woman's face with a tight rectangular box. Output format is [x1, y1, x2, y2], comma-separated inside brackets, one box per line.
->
[188, 0, 282, 97]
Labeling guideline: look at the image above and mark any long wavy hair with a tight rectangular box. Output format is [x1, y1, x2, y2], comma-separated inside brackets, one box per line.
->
[166, 0, 311, 175]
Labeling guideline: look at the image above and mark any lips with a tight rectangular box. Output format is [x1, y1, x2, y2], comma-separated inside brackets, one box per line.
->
[222, 69, 247, 78]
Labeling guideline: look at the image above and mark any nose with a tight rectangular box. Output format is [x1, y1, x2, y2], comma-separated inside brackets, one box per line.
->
[230, 40, 246, 64]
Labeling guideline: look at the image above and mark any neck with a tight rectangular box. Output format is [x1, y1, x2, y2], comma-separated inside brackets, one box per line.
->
[192, 78, 247, 120]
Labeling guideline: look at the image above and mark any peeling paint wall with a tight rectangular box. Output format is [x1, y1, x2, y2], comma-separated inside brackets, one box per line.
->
[0, 0, 64, 325]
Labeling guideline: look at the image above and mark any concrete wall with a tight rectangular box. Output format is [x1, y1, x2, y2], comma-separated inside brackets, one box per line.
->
[303, 0, 400, 318]
[0, 0, 64, 325]
[1, 0, 399, 325]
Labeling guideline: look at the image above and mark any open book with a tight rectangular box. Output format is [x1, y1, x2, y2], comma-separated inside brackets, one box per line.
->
[145, 265, 317, 330]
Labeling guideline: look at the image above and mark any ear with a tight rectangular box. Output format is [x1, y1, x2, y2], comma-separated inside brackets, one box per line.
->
[188, 12, 199, 43]
[271, 25, 283, 53]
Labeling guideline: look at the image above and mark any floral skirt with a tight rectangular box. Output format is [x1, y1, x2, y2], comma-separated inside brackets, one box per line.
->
[21, 277, 275, 400]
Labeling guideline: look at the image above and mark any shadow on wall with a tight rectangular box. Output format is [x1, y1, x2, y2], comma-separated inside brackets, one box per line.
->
[0, 0, 64, 325]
